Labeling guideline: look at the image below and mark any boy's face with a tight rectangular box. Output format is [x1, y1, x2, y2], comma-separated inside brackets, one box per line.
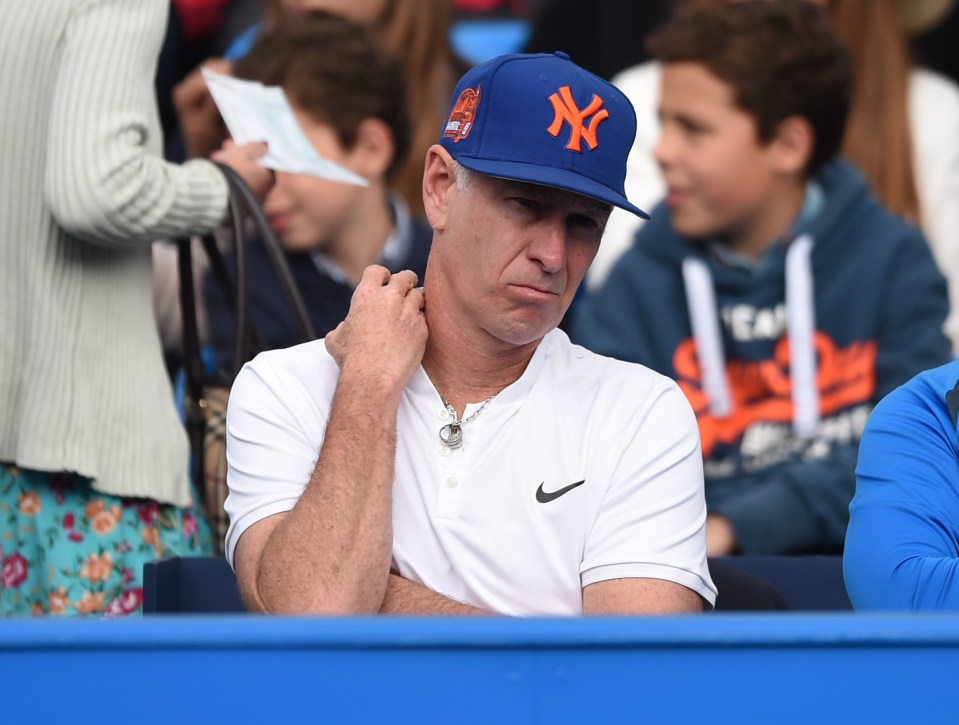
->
[655, 62, 784, 246]
[263, 109, 366, 252]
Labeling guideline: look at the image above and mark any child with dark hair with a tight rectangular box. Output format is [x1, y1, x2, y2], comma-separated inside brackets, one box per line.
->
[204, 10, 432, 366]
[592, 0, 959, 349]
[175, 0, 464, 218]
[572, 0, 951, 555]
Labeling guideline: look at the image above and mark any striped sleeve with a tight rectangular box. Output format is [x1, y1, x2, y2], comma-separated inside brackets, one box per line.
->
[44, 0, 229, 247]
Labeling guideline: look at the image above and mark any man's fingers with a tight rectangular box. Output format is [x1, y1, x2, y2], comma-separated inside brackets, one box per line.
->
[359, 264, 391, 288]
[386, 269, 419, 293]
[409, 287, 426, 310]
[356, 266, 418, 294]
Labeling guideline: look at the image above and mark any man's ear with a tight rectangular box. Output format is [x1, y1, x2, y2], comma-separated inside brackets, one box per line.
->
[770, 115, 814, 176]
[350, 118, 395, 180]
[422, 145, 457, 232]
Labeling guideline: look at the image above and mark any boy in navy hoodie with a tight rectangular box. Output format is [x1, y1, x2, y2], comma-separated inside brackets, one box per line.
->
[572, 0, 952, 555]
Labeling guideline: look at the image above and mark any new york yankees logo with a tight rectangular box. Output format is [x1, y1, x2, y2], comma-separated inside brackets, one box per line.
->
[547, 85, 609, 152]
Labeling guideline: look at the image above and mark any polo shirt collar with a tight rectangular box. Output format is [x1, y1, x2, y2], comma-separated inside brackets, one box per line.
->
[407, 329, 558, 411]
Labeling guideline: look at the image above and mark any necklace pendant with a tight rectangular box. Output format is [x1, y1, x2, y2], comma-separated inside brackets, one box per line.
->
[439, 423, 463, 449]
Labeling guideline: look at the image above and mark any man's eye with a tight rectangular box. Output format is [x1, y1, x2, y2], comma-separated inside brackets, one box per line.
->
[571, 214, 599, 229]
[511, 197, 539, 210]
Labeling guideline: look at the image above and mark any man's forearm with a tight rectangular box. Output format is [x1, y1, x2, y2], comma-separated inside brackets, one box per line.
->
[379, 574, 495, 615]
[254, 374, 400, 614]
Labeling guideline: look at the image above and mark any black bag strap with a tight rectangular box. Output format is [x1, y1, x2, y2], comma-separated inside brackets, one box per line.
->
[216, 163, 317, 354]
[178, 164, 318, 492]
[178, 235, 205, 410]
[177, 234, 207, 482]
[180, 164, 317, 377]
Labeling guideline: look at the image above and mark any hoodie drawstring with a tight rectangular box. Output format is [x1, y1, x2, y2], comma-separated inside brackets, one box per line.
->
[682, 257, 733, 417]
[682, 236, 819, 437]
[785, 234, 819, 437]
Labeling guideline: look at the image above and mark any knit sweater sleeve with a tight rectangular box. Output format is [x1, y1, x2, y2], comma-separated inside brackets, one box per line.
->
[44, 0, 228, 247]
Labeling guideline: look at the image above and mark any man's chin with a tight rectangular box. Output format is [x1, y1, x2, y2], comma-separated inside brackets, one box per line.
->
[489, 314, 561, 348]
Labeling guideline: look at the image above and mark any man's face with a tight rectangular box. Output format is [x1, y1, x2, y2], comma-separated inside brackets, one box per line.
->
[655, 62, 782, 245]
[431, 167, 611, 349]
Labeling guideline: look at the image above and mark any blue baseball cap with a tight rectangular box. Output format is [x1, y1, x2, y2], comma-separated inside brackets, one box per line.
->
[439, 51, 649, 220]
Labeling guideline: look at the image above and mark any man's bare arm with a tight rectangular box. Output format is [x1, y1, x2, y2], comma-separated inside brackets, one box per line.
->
[233, 267, 426, 614]
[236, 377, 400, 613]
[378, 574, 493, 615]
[378, 576, 703, 616]
[582, 578, 705, 614]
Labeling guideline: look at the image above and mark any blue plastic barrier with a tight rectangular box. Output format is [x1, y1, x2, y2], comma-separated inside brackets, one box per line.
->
[1, 615, 957, 723]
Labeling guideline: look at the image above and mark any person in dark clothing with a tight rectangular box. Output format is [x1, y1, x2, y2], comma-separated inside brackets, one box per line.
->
[204, 11, 431, 364]
[572, 0, 952, 556]
[522, 0, 673, 80]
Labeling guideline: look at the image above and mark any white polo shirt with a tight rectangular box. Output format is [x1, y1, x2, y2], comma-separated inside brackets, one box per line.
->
[224, 329, 716, 615]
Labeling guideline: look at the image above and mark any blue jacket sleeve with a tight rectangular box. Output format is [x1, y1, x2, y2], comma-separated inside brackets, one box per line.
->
[844, 366, 959, 610]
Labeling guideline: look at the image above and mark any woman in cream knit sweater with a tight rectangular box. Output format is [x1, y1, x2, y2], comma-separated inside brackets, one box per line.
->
[0, 0, 272, 616]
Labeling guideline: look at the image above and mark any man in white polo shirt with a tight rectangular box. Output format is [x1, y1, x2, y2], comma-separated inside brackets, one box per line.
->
[224, 51, 717, 615]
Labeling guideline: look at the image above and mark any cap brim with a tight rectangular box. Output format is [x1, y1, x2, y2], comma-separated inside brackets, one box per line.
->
[456, 156, 650, 220]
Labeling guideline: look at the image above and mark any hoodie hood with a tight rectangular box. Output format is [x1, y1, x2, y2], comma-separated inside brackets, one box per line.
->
[636, 160, 873, 436]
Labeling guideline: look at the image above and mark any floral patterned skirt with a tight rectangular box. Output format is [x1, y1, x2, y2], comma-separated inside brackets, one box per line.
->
[0, 464, 213, 617]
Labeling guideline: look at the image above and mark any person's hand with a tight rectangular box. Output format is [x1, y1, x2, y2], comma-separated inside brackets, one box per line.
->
[325, 266, 427, 397]
[211, 139, 275, 202]
[705, 514, 738, 556]
[173, 58, 231, 158]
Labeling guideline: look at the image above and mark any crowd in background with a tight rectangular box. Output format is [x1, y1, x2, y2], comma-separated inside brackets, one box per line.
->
[2, 0, 959, 616]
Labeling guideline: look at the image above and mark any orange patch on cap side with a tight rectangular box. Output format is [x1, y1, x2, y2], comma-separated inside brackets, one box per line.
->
[443, 86, 482, 143]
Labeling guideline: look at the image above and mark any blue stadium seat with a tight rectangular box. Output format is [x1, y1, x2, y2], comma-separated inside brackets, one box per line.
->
[712, 555, 851, 610]
[143, 555, 850, 613]
[143, 556, 244, 613]
[450, 20, 531, 65]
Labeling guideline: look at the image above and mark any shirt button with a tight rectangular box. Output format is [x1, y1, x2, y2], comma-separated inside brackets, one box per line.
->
[439, 445, 451, 457]
[438, 408, 450, 420]
[446, 477, 458, 489]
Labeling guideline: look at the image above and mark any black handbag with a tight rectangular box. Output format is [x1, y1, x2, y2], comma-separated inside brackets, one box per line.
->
[178, 163, 316, 552]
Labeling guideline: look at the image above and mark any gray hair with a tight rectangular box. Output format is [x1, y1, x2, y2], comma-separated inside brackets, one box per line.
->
[454, 162, 473, 192]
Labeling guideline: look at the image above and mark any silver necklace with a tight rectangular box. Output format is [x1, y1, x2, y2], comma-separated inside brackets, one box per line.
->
[438, 393, 498, 449]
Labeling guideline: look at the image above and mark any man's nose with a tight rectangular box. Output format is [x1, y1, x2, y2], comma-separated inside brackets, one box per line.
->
[528, 216, 567, 274]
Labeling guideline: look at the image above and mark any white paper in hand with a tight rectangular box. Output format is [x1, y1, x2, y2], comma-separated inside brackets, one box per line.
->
[203, 69, 368, 187]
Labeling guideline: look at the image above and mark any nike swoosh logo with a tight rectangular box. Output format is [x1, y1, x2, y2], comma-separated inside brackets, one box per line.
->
[536, 479, 585, 503]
